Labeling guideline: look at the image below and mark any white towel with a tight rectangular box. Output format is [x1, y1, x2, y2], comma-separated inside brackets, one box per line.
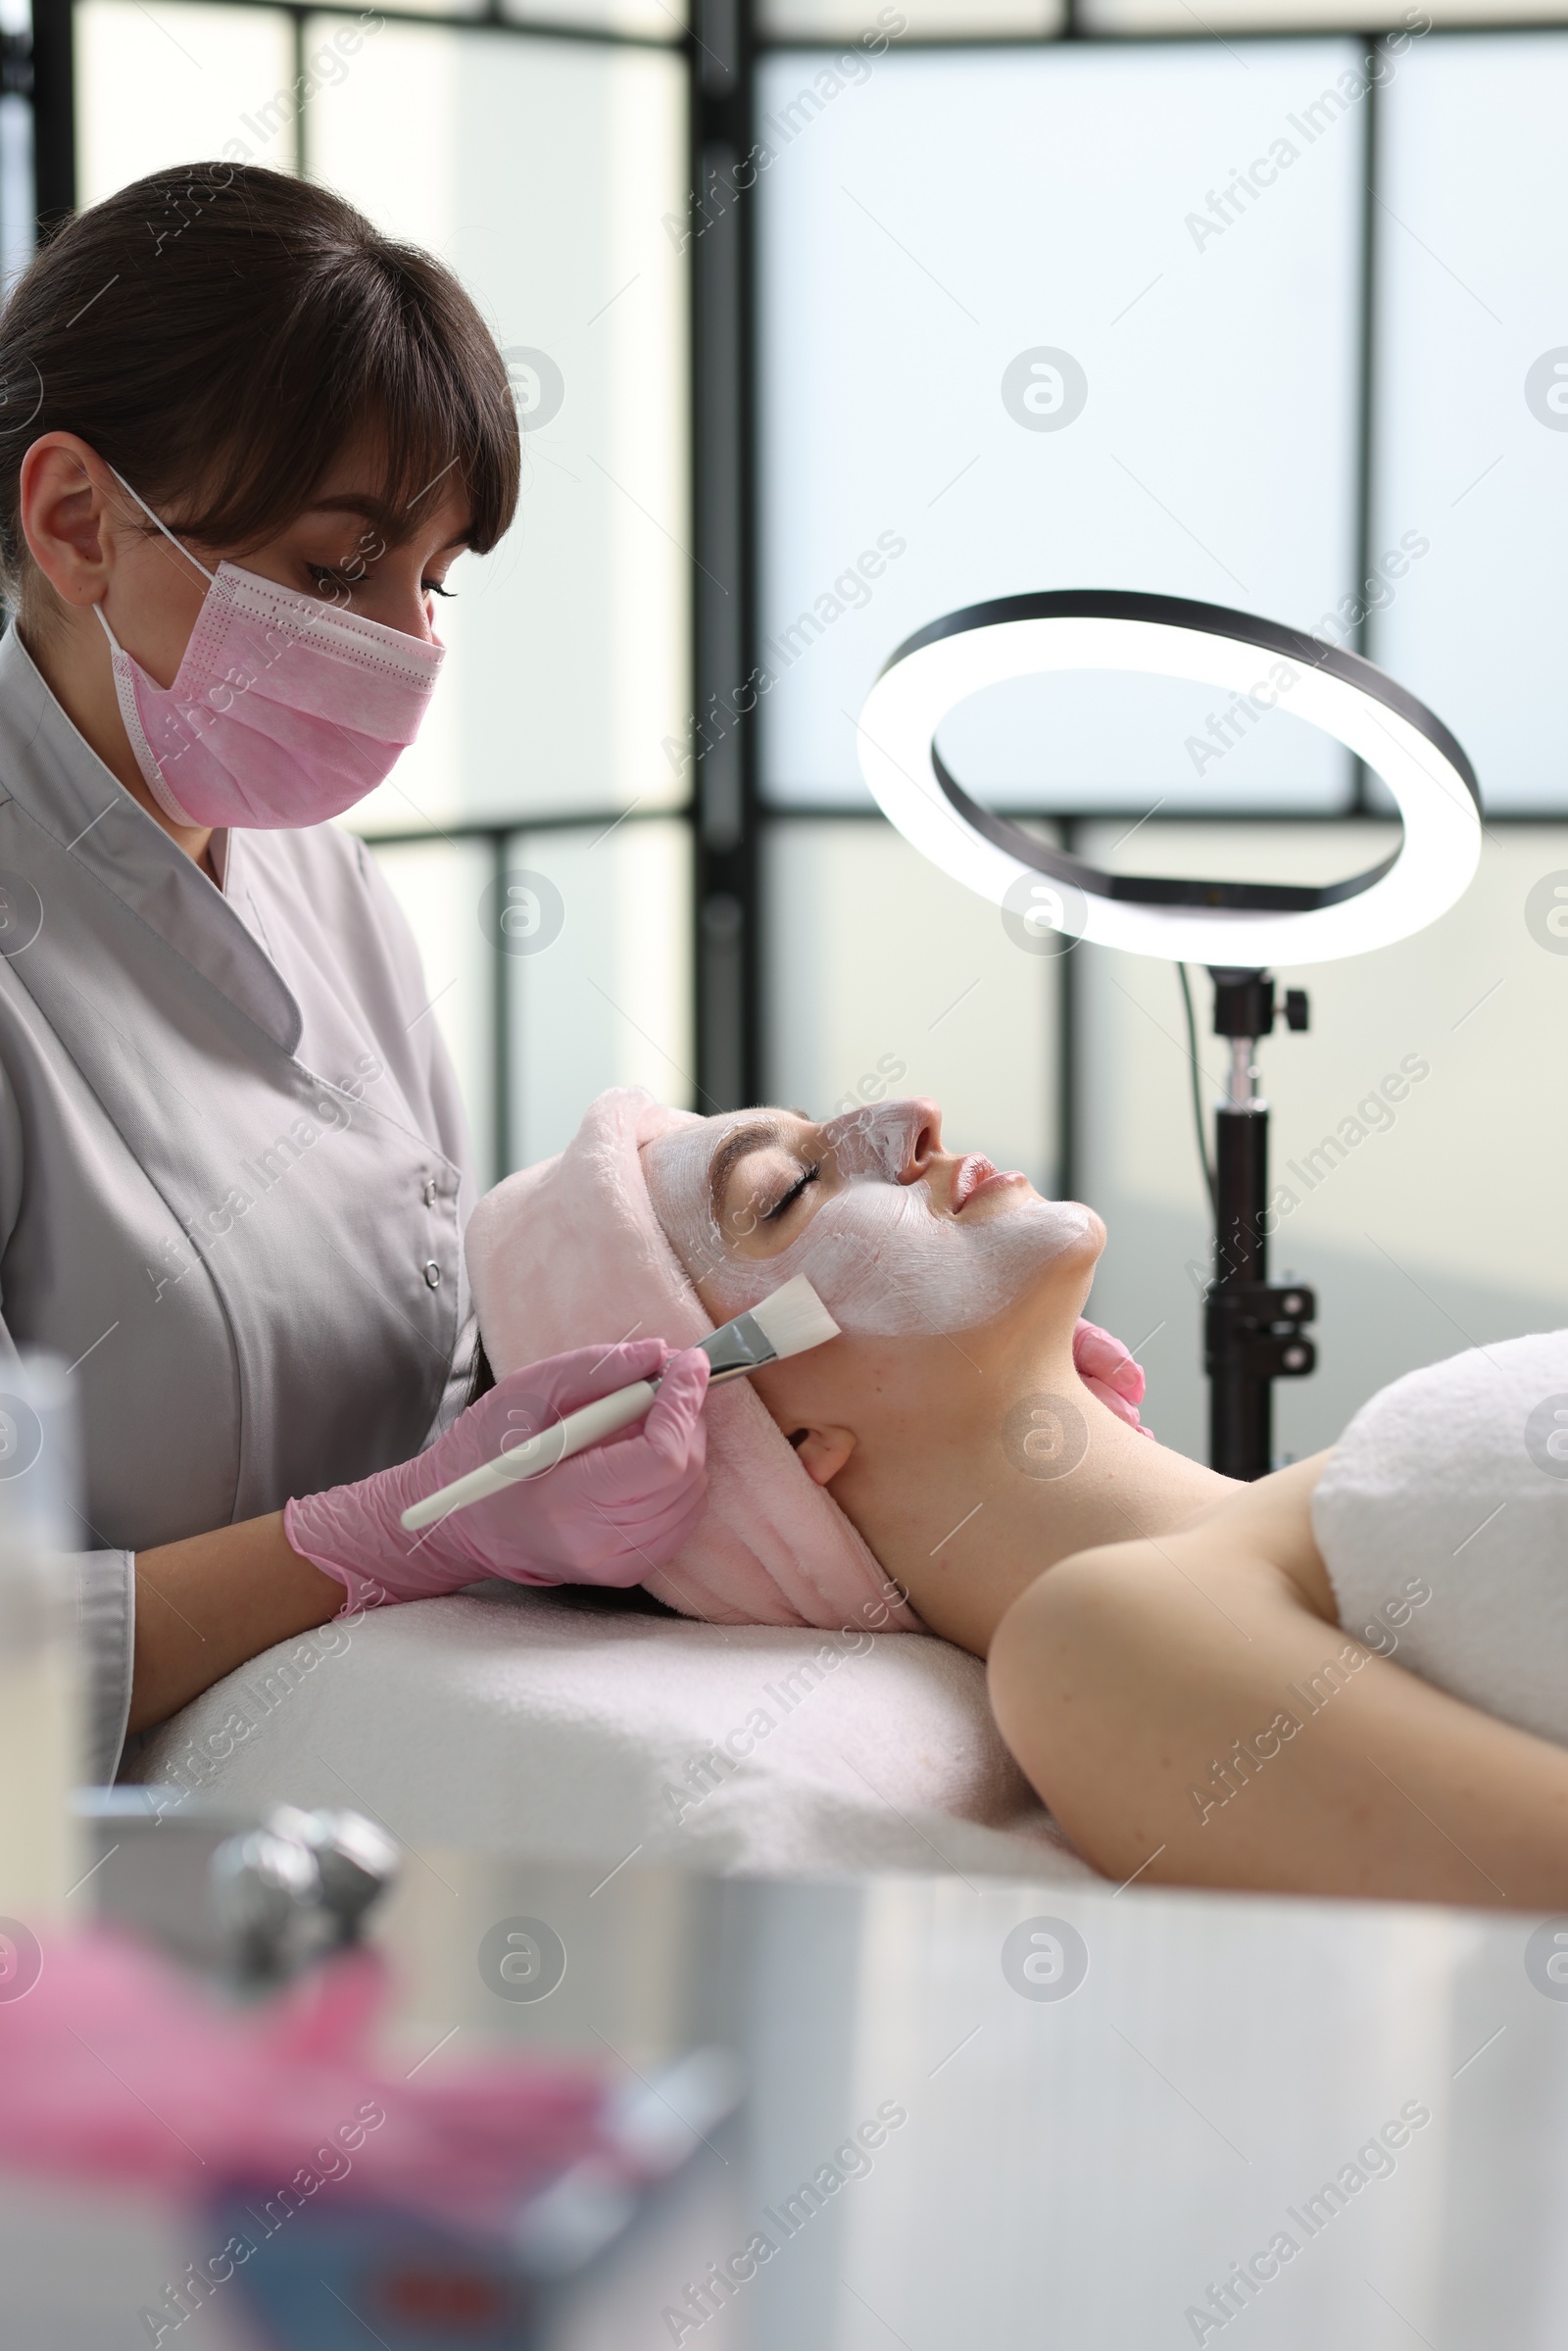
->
[1311, 1330, 1568, 1746]
[127, 1586, 1092, 1885]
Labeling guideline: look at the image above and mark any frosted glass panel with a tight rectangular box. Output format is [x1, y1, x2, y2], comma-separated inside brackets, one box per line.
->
[761, 0, 1059, 31]
[310, 19, 690, 829]
[508, 817, 694, 1168]
[1073, 822, 1568, 1467]
[757, 41, 1361, 808]
[370, 0, 482, 20]
[367, 836, 496, 1184]
[936, 669, 1351, 811]
[1088, 0, 1568, 24]
[763, 818, 1059, 1192]
[0, 86, 32, 294]
[502, 0, 686, 34]
[75, 1, 295, 197]
[1373, 34, 1568, 812]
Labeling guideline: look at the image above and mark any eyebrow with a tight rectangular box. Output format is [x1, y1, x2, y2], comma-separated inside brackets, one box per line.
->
[708, 1119, 785, 1229]
[302, 495, 472, 551]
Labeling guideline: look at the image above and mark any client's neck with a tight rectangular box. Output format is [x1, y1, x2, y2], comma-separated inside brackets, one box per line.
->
[835, 1327, 1238, 1658]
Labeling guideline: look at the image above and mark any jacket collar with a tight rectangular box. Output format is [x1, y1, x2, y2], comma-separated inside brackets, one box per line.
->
[0, 625, 303, 1053]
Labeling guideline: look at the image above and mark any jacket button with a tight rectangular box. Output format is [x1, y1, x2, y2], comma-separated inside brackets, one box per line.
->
[423, 1261, 441, 1289]
[422, 1179, 438, 1206]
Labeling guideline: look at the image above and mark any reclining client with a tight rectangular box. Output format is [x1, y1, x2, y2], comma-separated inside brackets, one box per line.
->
[468, 1086, 1568, 1911]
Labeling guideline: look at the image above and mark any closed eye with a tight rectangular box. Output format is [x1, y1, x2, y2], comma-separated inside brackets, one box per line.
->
[764, 1163, 820, 1222]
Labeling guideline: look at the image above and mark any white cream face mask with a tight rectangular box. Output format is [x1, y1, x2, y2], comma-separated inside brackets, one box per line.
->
[642, 1101, 1093, 1339]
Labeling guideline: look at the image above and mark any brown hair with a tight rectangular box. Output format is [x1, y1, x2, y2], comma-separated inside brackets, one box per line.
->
[0, 161, 519, 614]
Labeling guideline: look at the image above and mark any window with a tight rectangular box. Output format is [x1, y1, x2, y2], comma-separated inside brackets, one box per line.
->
[308, 16, 690, 831]
[75, 1, 295, 201]
[752, 18, 1568, 1448]
[31, 0, 1568, 1449]
[756, 38, 1362, 811]
[1371, 32, 1568, 812]
[66, 0, 692, 1185]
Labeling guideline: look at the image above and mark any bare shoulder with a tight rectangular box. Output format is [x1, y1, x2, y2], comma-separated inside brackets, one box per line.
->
[1167, 1450, 1339, 1623]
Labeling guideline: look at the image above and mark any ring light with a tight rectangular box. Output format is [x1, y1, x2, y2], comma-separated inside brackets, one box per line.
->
[856, 588, 1482, 966]
[858, 586, 1484, 1481]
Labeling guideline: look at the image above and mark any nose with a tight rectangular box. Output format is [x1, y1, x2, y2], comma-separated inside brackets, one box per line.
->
[890, 1097, 944, 1185]
[347, 555, 444, 645]
[407, 584, 443, 645]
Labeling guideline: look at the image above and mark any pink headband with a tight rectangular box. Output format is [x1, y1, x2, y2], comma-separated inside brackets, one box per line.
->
[464, 1088, 921, 1635]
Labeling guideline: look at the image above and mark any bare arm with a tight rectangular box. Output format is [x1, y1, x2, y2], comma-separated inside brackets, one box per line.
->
[988, 1455, 1568, 1908]
[129, 1514, 344, 1735]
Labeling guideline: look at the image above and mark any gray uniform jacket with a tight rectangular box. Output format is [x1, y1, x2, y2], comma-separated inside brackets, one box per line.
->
[0, 627, 478, 1782]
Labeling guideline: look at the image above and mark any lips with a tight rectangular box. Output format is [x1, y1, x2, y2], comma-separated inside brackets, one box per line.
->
[952, 1154, 1026, 1213]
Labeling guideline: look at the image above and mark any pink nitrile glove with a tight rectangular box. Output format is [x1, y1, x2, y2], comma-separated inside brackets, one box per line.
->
[284, 1340, 710, 1609]
[1073, 1317, 1152, 1436]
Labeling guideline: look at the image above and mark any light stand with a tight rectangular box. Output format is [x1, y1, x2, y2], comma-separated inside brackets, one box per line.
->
[855, 588, 1483, 1477]
[1205, 968, 1315, 1481]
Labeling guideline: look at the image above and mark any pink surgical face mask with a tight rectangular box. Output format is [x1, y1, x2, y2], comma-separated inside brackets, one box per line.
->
[93, 469, 446, 830]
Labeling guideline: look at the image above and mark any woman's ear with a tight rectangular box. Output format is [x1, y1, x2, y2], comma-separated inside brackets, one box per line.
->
[19, 433, 118, 611]
[786, 1423, 858, 1488]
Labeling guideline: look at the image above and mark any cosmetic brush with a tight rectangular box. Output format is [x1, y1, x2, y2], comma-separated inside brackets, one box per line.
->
[400, 1274, 840, 1532]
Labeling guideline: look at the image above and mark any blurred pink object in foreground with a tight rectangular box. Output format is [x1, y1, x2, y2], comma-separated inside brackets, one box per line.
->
[0, 1930, 609, 2236]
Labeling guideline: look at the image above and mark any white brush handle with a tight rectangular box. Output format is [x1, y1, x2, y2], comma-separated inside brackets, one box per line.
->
[399, 1379, 659, 1532]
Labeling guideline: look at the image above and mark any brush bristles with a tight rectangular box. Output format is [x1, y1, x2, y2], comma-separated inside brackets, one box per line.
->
[747, 1275, 840, 1362]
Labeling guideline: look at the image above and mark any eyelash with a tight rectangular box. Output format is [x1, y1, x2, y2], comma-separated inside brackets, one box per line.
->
[306, 567, 456, 599]
[765, 1162, 819, 1222]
